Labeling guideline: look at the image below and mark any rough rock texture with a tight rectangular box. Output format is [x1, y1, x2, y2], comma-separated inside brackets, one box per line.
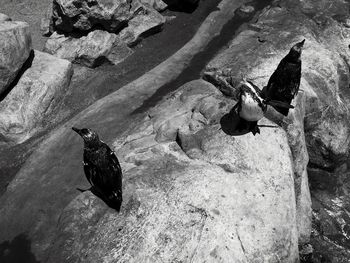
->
[0, 13, 11, 22]
[1, 80, 299, 262]
[44, 30, 133, 67]
[119, 5, 166, 46]
[204, 0, 350, 260]
[40, 2, 54, 37]
[140, 0, 168, 11]
[0, 21, 32, 95]
[52, 0, 166, 33]
[0, 50, 73, 144]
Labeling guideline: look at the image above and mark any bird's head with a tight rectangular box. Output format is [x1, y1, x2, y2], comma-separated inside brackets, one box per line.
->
[72, 127, 100, 148]
[287, 39, 305, 61]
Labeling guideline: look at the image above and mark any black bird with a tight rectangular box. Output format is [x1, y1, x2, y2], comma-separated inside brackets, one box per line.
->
[234, 80, 294, 135]
[263, 39, 305, 116]
[72, 127, 123, 211]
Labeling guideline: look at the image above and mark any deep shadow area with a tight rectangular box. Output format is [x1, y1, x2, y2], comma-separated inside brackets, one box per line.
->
[0, 234, 40, 263]
[132, 0, 274, 114]
[164, 0, 200, 13]
[220, 107, 251, 136]
[0, 50, 35, 102]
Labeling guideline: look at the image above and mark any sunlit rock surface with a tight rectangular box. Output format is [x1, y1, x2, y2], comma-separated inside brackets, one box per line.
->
[45, 80, 299, 262]
[204, 0, 350, 260]
[44, 30, 133, 67]
[0, 50, 73, 144]
[0, 21, 32, 95]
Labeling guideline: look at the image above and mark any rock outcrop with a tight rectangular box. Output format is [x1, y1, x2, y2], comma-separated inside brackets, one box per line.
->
[0, 21, 32, 95]
[0, 50, 73, 144]
[204, 0, 350, 260]
[52, 0, 167, 33]
[44, 30, 133, 67]
[0, 80, 300, 262]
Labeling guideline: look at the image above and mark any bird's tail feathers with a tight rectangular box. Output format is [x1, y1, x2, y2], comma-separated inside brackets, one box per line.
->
[264, 99, 294, 109]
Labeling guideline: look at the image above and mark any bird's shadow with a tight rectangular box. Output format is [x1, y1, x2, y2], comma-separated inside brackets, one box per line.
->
[78, 187, 122, 212]
[220, 107, 252, 136]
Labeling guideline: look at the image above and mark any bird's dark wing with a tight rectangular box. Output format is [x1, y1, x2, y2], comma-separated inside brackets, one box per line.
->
[103, 144, 123, 194]
[83, 157, 97, 187]
[266, 59, 301, 102]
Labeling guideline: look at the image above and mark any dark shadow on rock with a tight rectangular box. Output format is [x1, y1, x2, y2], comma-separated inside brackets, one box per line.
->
[163, 0, 199, 13]
[0, 50, 35, 102]
[220, 107, 251, 136]
[78, 187, 122, 212]
[0, 234, 40, 263]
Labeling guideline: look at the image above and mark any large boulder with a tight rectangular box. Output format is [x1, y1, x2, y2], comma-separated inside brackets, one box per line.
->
[0, 80, 300, 262]
[0, 21, 32, 95]
[0, 50, 73, 144]
[44, 30, 133, 67]
[204, 0, 350, 260]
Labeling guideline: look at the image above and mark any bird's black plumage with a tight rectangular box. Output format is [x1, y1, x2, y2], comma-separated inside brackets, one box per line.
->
[72, 127, 123, 211]
[233, 80, 294, 135]
[263, 39, 305, 116]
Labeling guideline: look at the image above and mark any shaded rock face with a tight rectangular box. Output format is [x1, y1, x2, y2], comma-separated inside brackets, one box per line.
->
[36, 80, 298, 262]
[0, 21, 32, 95]
[204, 0, 350, 260]
[0, 50, 73, 144]
[44, 30, 133, 67]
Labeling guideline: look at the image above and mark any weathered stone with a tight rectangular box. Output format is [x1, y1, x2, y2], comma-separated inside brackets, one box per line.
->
[40, 3, 54, 36]
[119, 5, 166, 46]
[52, 0, 133, 33]
[44, 80, 299, 262]
[44, 30, 133, 67]
[139, 0, 168, 11]
[0, 50, 73, 144]
[204, 0, 350, 258]
[0, 21, 32, 95]
[0, 13, 11, 22]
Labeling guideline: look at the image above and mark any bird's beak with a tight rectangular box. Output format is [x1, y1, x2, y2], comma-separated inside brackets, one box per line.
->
[72, 127, 81, 135]
[297, 39, 305, 47]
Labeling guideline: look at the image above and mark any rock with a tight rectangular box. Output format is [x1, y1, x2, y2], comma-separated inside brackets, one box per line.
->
[0, 50, 73, 144]
[52, 0, 133, 33]
[204, 0, 350, 258]
[40, 3, 54, 36]
[237, 4, 255, 17]
[0, 13, 11, 22]
[0, 21, 32, 95]
[139, 0, 168, 11]
[44, 30, 133, 67]
[119, 4, 166, 46]
[43, 80, 299, 262]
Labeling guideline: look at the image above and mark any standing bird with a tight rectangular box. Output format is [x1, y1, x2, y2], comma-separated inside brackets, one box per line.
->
[72, 127, 123, 211]
[263, 39, 305, 116]
[234, 80, 294, 135]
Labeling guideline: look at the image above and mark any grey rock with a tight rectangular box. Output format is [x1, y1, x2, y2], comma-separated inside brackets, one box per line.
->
[0, 21, 32, 95]
[0, 50, 73, 144]
[44, 30, 133, 67]
[119, 5, 166, 46]
[0, 13, 11, 22]
[52, 0, 134, 33]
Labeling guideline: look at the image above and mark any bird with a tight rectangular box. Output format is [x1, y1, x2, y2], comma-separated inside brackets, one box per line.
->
[72, 127, 123, 211]
[262, 39, 305, 116]
[233, 80, 294, 135]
